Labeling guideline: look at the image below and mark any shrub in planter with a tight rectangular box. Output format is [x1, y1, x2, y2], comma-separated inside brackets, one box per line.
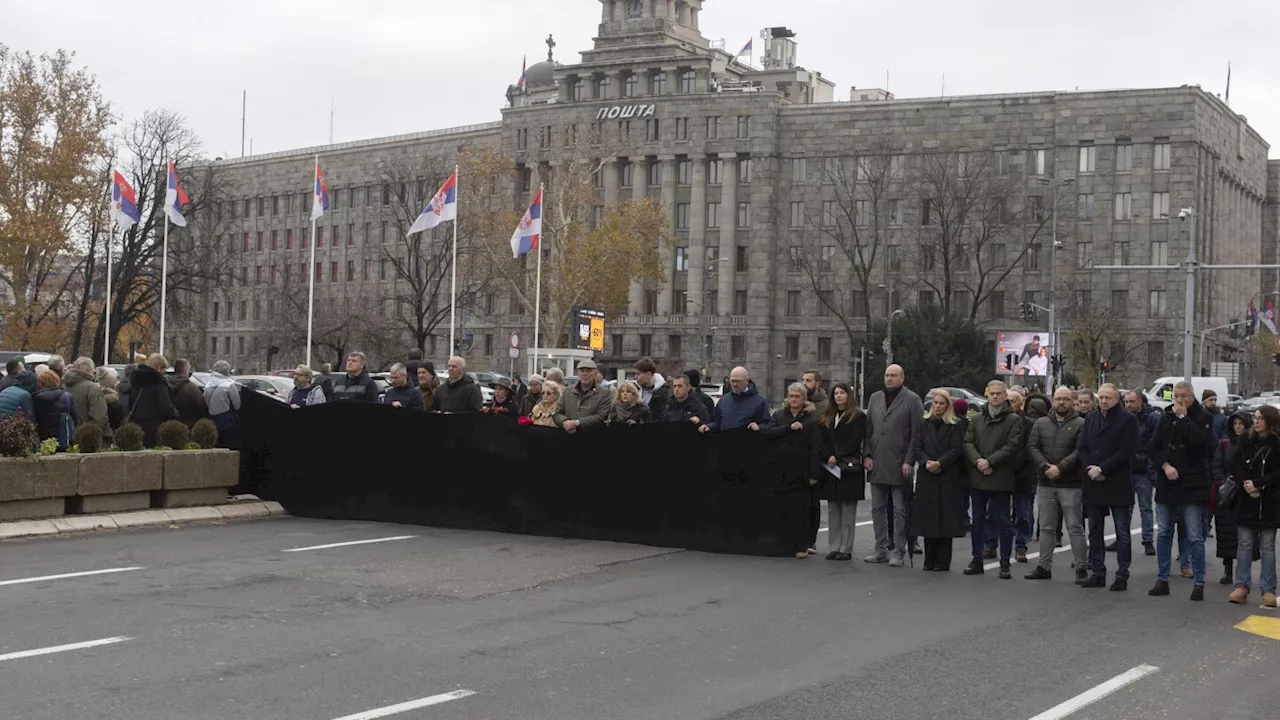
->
[0, 413, 38, 457]
[35, 438, 58, 456]
[74, 424, 103, 454]
[156, 420, 190, 451]
[114, 422, 145, 452]
[191, 418, 219, 450]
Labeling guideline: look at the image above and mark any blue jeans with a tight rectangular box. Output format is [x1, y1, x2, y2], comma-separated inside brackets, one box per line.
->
[1087, 505, 1133, 580]
[1157, 503, 1206, 584]
[1132, 472, 1154, 543]
[971, 490, 1013, 563]
[984, 493, 1034, 551]
[1236, 527, 1278, 594]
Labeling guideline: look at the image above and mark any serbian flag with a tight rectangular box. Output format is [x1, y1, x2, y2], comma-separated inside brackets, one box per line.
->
[407, 171, 457, 235]
[1264, 301, 1278, 335]
[1248, 299, 1259, 336]
[737, 39, 752, 57]
[510, 188, 542, 258]
[111, 171, 141, 229]
[312, 162, 330, 221]
[517, 56, 526, 88]
[165, 161, 188, 227]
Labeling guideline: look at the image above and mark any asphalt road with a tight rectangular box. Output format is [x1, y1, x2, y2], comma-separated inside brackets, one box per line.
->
[2, 504, 1278, 720]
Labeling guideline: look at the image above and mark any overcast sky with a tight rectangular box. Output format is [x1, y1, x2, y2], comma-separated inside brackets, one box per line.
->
[8, 0, 1280, 158]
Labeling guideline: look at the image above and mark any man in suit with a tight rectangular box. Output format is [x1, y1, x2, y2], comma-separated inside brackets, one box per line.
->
[863, 364, 924, 567]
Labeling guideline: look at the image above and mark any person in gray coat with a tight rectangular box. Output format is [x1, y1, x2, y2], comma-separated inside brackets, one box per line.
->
[863, 364, 925, 567]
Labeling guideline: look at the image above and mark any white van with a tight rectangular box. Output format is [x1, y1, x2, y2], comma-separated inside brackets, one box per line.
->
[1145, 376, 1230, 410]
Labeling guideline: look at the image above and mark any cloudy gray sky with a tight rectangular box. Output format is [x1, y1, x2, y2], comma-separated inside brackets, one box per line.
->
[8, 0, 1280, 157]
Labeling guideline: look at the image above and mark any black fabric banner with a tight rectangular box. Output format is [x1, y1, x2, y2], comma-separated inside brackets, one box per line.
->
[240, 391, 814, 557]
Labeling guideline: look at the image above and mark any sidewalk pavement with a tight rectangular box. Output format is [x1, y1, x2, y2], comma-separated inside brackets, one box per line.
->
[0, 500, 287, 540]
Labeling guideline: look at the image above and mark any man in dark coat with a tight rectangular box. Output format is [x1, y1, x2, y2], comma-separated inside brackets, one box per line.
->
[1202, 389, 1229, 441]
[405, 348, 424, 383]
[1010, 393, 1049, 562]
[705, 366, 771, 432]
[661, 374, 709, 425]
[332, 352, 380, 402]
[1025, 386, 1086, 581]
[0, 359, 23, 391]
[129, 356, 180, 447]
[864, 364, 924, 568]
[633, 358, 671, 420]
[431, 355, 483, 413]
[1076, 383, 1139, 591]
[1147, 380, 1216, 600]
[380, 363, 424, 410]
[1124, 390, 1161, 556]
[962, 379, 1024, 579]
[166, 358, 209, 427]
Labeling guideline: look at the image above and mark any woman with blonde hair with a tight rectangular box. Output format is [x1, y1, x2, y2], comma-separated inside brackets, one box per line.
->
[818, 382, 866, 561]
[607, 379, 652, 425]
[530, 381, 562, 427]
[910, 389, 967, 571]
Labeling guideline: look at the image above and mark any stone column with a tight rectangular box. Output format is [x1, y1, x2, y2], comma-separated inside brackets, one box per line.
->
[689, 155, 707, 318]
[718, 154, 738, 313]
[603, 157, 620, 207]
[628, 155, 649, 314]
[657, 154, 677, 316]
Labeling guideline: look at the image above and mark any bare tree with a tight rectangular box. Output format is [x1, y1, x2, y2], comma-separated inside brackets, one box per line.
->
[909, 150, 1054, 322]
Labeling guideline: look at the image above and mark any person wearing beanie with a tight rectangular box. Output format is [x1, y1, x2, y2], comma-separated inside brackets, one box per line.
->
[683, 369, 717, 420]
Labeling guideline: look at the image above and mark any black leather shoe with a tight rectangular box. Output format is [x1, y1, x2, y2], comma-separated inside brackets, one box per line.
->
[1075, 569, 1089, 585]
[963, 560, 984, 575]
[1143, 542, 1155, 556]
[825, 551, 839, 560]
[1190, 585, 1205, 601]
[1148, 580, 1170, 596]
[998, 564, 1012, 580]
[1109, 578, 1128, 592]
[1081, 574, 1107, 588]
[1105, 541, 1117, 552]
[1025, 566, 1052, 580]
[923, 560, 936, 571]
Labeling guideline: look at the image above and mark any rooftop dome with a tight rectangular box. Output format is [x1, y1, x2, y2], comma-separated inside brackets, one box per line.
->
[525, 60, 558, 89]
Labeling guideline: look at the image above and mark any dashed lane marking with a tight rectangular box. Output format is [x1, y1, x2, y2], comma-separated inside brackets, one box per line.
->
[0, 566, 144, 587]
[329, 690, 477, 720]
[1026, 664, 1159, 720]
[282, 536, 417, 553]
[0, 637, 130, 663]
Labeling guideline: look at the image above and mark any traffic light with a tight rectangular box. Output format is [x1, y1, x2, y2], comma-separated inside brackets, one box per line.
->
[1018, 302, 1027, 321]
[1005, 353, 1016, 371]
[1050, 354, 1065, 376]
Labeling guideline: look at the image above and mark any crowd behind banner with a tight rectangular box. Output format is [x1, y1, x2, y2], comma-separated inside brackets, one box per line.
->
[7, 346, 1279, 605]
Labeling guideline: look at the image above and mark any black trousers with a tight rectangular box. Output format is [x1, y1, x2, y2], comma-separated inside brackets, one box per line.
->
[808, 494, 821, 549]
[924, 538, 954, 569]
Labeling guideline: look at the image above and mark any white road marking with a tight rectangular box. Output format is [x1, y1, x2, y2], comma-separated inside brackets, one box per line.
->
[0, 566, 144, 587]
[1026, 664, 1159, 720]
[815, 520, 873, 534]
[329, 690, 477, 720]
[0, 636, 130, 663]
[984, 526, 1143, 571]
[282, 535, 416, 553]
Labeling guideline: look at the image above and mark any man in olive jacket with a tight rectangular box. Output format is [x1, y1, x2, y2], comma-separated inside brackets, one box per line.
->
[962, 380, 1024, 578]
[1025, 386, 1086, 581]
[1076, 383, 1139, 591]
[554, 359, 612, 433]
[64, 357, 111, 443]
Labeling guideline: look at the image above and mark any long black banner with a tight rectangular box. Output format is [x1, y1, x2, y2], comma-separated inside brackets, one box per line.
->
[241, 391, 812, 557]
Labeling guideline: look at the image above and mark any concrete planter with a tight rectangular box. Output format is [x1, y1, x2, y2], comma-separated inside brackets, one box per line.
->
[155, 450, 238, 508]
[0, 455, 80, 520]
[70, 452, 165, 514]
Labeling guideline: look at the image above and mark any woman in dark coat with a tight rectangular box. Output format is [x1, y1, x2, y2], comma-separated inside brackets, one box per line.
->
[32, 370, 76, 451]
[127, 354, 179, 447]
[910, 389, 968, 571]
[817, 382, 866, 562]
[1228, 405, 1280, 607]
[763, 382, 823, 559]
[1212, 411, 1251, 583]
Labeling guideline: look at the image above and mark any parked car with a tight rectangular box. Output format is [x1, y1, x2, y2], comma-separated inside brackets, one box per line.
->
[232, 375, 293, 402]
[926, 386, 988, 411]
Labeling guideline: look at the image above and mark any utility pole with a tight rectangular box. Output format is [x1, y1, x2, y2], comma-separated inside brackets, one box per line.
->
[1094, 207, 1280, 383]
[1040, 176, 1075, 389]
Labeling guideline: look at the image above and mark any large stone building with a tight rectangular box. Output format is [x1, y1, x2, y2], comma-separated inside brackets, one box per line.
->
[188, 0, 1272, 396]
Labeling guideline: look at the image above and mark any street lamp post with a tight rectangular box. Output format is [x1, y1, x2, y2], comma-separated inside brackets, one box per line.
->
[877, 281, 901, 364]
[1040, 176, 1075, 389]
[697, 254, 731, 377]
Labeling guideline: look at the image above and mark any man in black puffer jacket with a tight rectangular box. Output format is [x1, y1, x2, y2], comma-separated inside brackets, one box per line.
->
[331, 352, 379, 402]
[660, 374, 709, 425]
[431, 356, 483, 413]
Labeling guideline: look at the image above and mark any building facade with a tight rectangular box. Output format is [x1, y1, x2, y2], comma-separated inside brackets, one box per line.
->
[187, 0, 1271, 396]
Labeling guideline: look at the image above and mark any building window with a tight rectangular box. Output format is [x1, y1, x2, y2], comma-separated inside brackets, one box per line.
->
[736, 116, 750, 138]
[786, 291, 801, 316]
[255, 231, 263, 251]
[643, 290, 658, 315]
[254, 265, 263, 284]
[676, 203, 690, 229]
[675, 117, 688, 140]
[1078, 144, 1097, 173]
[1114, 193, 1132, 220]
[239, 301, 247, 321]
[1147, 341, 1165, 368]
[1154, 141, 1171, 171]
[889, 199, 903, 225]
[918, 290, 936, 306]
[707, 202, 720, 228]
[991, 243, 1007, 267]
[668, 334, 682, 357]
[1076, 241, 1092, 268]
[611, 334, 624, 356]
[1111, 289, 1129, 316]
[994, 151, 1011, 176]
[1026, 244, 1041, 271]
[538, 125, 551, 148]
[681, 70, 696, 94]
[516, 128, 527, 150]
[1151, 240, 1169, 265]
[639, 333, 652, 356]
[1027, 149, 1046, 176]
[821, 200, 836, 227]
[572, 78, 584, 101]
[620, 161, 634, 188]
[921, 245, 936, 271]
[1152, 191, 1170, 220]
[817, 337, 832, 362]
[380, 259, 387, 280]
[1077, 194, 1095, 221]
[675, 246, 689, 272]
[785, 336, 799, 361]
[737, 202, 750, 228]
[920, 198, 934, 225]
[735, 246, 749, 273]
[791, 157, 806, 183]
[647, 160, 662, 186]
[652, 72, 667, 96]
[787, 246, 802, 272]
[1149, 290, 1166, 317]
[790, 201, 804, 228]
[708, 159, 722, 184]
[817, 291, 834, 316]
[731, 335, 746, 358]
[624, 74, 639, 98]
[887, 245, 901, 271]
[677, 159, 691, 184]
[890, 154, 907, 179]
[1111, 241, 1132, 265]
[597, 76, 611, 99]
[986, 291, 1004, 319]
[855, 200, 870, 226]
[706, 115, 720, 139]
[256, 197, 264, 217]
[852, 291, 868, 317]
[590, 205, 603, 230]
[738, 158, 753, 183]
[820, 245, 835, 271]
[1116, 143, 1134, 172]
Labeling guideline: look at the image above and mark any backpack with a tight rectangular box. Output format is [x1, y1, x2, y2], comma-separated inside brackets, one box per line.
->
[58, 393, 77, 450]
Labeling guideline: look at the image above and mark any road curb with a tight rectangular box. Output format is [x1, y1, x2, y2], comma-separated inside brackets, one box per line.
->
[0, 501, 287, 540]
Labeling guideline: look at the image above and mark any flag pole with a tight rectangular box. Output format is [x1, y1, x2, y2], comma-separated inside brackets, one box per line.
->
[104, 221, 114, 367]
[305, 155, 318, 369]
[532, 183, 543, 373]
[159, 193, 169, 358]
[449, 163, 459, 354]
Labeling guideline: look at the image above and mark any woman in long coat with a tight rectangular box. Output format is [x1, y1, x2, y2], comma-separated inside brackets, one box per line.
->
[1212, 411, 1250, 583]
[1229, 405, 1280, 607]
[763, 382, 823, 559]
[910, 389, 967, 571]
[818, 382, 866, 562]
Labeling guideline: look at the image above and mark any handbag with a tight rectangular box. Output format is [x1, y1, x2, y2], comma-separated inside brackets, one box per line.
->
[1218, 475, 1239, 509]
